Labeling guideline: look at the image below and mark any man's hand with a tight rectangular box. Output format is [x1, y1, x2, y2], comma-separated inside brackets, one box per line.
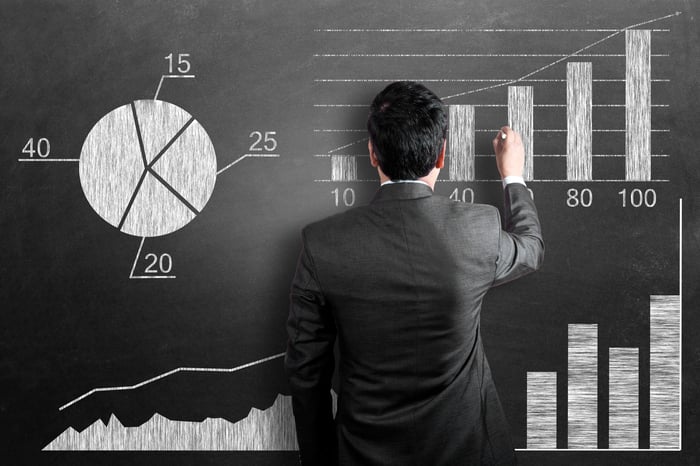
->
[492, 126, 524, 179]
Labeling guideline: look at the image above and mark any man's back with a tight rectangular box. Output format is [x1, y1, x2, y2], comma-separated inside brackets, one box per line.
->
[286, 81, 543, 466]
[288, 181, 542, 465]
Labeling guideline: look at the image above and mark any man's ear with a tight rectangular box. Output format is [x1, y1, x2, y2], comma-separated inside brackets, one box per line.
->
[368, 140, 379, 167]
[435, 139, 446, 169]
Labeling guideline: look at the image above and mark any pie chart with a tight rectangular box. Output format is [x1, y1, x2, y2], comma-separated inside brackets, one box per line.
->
[79, 100, 217, 237]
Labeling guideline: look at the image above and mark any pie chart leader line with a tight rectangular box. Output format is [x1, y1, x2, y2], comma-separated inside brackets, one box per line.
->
[216, 153, 280, 175]
[116, 112, 197, 231]
[57, 352, 286, 411]
[129, 236, 176, 279]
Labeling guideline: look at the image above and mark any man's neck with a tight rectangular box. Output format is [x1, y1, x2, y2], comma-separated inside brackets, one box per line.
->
[378, 167, 440, 190]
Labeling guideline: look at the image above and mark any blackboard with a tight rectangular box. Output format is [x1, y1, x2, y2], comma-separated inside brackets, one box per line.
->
[1, 0, 699, 464]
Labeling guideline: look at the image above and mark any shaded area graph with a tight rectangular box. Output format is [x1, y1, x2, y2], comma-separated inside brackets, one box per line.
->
[79, 100, 217, 237]
[45, 350, 340, 451]
[45, 394, 297, 451]
[45, 353, 307, 451]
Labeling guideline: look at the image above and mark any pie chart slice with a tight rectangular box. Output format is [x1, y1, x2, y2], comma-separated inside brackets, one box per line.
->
[151, 120, 217, 212]
[79, 100, 217, 237]
[133, 99, 193, 164]
[120, 172, 197, 237]
[79, 104, 145, 227]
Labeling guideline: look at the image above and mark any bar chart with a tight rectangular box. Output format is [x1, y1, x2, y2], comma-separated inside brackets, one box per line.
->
[314, 20, 674, 184]
[524, 295, 681, 450]
[521, 201, 682, 452]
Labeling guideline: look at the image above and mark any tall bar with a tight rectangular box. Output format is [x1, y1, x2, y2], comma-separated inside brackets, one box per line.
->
[568, 324, 598, 448]
[609, 347, 639, 448]
[508, 86, 534, 180]
[625, 29, 651, 181]
[330, 155, 357, 181]
[567, 62, 593, 180]
[649, 295, 681, 449]
[448, 105, 475, 181]
[526, 372, 557, 448]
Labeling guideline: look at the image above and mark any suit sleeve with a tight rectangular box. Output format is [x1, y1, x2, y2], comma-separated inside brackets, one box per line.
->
[284, 229, 338, 465]
[493, 183, 544, 286]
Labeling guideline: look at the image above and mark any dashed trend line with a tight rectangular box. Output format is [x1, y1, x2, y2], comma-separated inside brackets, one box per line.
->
[441, 12, 680, 100]
[315, 12, 680, 154]
[327, 137, 369, 154]
[58, 352, 286, 411]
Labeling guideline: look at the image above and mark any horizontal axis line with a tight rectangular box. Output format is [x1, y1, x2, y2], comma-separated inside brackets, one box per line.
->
[515, 448, 682, 452]
[314, 179, 670, 183]
[315, 154, 669, 158]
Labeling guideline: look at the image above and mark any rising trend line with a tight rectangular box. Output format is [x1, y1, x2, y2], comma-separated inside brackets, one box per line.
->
[316, 12, 680, 155]
[58, 352, 285, 411]
[441, 11, 680, 100]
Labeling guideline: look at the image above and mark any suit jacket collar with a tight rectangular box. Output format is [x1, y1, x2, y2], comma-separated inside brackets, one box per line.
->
[371, 182, 434, 203]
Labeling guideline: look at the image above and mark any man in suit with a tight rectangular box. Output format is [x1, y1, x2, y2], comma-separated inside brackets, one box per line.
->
[285, 81, 543, 465]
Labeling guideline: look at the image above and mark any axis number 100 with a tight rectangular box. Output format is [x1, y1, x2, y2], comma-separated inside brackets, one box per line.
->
[618, 188, 657, 208]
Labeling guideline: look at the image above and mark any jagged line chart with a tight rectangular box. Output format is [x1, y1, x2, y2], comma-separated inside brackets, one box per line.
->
[46, 352, 297, 451]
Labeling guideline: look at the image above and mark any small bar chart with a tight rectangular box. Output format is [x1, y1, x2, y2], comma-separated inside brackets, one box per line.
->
[521, 201, 682, 452]
[314, 18, 675, 184]
[524, 295, 681, 451]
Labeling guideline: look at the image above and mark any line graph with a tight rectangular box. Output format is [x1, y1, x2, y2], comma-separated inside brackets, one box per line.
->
[58, 352, 285, 411]
[313, 12, 678, 184]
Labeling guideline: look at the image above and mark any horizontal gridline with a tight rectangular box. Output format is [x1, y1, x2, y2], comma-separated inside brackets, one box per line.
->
[312, 104, 670, 108]
[314, 28, 671, 33]
[314, 79, 671, 82]
[314, 53, 670, 57]
[314, 129, 671, 132]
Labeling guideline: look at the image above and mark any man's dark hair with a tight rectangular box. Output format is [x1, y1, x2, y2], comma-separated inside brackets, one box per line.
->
[367, 81, 448, 180]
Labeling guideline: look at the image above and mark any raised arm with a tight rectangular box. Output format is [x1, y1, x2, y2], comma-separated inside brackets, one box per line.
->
[492, 126, 544, 286]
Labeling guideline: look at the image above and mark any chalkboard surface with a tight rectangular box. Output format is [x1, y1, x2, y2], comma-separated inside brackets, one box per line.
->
[1, 0, 699, 464]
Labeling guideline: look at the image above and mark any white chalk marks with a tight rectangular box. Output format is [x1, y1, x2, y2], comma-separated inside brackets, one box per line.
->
[625, 30, 652, 180]
[526, 372, 557, 448]
[448, 105, 475, 181]
[46, 393, 297, 450]
[79, 100, 217, 237]
[649, 295, 681, 448]
[567, 62, 593, 180]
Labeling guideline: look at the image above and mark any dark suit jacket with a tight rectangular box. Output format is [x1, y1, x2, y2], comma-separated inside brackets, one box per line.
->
[285, 182, 544, 465]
